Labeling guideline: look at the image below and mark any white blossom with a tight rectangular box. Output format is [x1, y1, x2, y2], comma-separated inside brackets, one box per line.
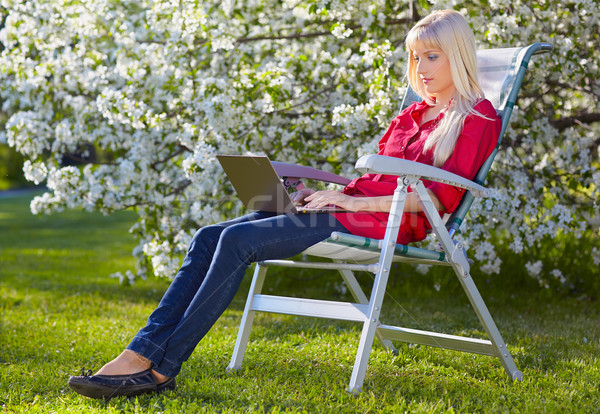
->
[22, 160, 48, 185]
[1, 0, 598, 284]
[331, 23, 353, 39]
[550, 269, 567, 285]
[525, 260, 545, 287]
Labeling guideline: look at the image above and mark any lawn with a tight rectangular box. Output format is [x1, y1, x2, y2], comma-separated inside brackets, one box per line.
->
[1, 192, 598, 413]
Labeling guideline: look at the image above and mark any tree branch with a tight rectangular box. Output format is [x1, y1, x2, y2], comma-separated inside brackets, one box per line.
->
[268, 84, 338, 115]
[545, 79, 600, 101]
[167, 179, 192, 197]
[549, 113, 600, 130]
[236, 30, 332, 43]
[235, 18, 411, 43]
[150, 145, 190, 170]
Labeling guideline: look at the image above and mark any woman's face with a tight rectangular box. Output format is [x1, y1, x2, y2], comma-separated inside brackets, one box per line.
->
[412, 44, 456, 103]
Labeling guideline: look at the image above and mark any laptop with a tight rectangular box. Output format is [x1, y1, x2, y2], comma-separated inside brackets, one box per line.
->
[217, 155, 346, 214]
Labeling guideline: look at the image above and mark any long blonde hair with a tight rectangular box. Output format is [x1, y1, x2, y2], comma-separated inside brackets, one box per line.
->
[405, 10, 486, 167]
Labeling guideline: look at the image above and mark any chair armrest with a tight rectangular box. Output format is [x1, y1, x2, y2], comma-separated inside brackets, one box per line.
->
[271, 161, 352, 186]
[355, 155, 489, 197]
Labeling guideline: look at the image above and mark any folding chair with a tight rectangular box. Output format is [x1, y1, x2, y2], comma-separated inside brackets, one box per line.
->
[227, 42, 553, 392]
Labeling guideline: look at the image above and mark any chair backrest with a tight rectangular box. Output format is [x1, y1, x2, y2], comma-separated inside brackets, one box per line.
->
[400, 43, 552, 235]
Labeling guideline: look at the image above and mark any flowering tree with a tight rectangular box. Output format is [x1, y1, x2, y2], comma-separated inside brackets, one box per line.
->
[1, 0, 598, 290]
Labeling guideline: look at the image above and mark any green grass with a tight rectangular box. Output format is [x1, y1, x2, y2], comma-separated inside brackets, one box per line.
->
[1, 192, 599, 413]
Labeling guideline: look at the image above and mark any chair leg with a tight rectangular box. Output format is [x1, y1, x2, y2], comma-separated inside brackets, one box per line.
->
[347, 179, 408, 392]
[227, 263, 268, 371]
[337, 267, 396, 353]
[348, 316, 380, 393]
[410, 182, 523, 381]
[457, 268, 523, 381]
[347, 266, 394, 393]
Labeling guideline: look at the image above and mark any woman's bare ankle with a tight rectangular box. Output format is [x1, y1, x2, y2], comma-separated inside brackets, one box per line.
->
[151, 369, 170, 384]
[95, 350, 151, 376]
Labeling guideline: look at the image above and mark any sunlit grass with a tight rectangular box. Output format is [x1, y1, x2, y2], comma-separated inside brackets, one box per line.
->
[1, 192, 599, 412]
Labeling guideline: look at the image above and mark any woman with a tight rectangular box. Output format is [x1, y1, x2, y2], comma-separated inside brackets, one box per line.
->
[69, 9, 500, 399]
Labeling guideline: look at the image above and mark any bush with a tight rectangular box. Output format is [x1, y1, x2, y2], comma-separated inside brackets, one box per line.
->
[0, 0, 598, 291]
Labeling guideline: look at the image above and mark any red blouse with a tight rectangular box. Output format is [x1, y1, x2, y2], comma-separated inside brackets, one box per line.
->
[333, 99, 501, 244]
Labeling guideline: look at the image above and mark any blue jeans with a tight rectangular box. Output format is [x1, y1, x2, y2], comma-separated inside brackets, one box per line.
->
[127, 211, 350, 378]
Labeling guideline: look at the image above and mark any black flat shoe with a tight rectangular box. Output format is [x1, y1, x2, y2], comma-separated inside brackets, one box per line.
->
[157, 377, 176, 393]
[68, 368, 156, 399]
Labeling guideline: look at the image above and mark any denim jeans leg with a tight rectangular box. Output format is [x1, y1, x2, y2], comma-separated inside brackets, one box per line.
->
[152, 212, 349, 378]
[126, 211, 276, 364]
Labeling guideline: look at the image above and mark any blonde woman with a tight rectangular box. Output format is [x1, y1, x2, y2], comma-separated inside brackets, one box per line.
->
[69, 9, 500, 399]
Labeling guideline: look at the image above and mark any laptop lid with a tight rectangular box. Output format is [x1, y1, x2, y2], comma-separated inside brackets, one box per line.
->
[217, 155, 345, 214]
[217, 155, 300, 214]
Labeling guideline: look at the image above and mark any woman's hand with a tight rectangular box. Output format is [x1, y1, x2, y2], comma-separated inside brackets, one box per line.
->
[289, 188, 316, 206]
[298, 189, 443, 213]
[304, 190, 361, 211]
